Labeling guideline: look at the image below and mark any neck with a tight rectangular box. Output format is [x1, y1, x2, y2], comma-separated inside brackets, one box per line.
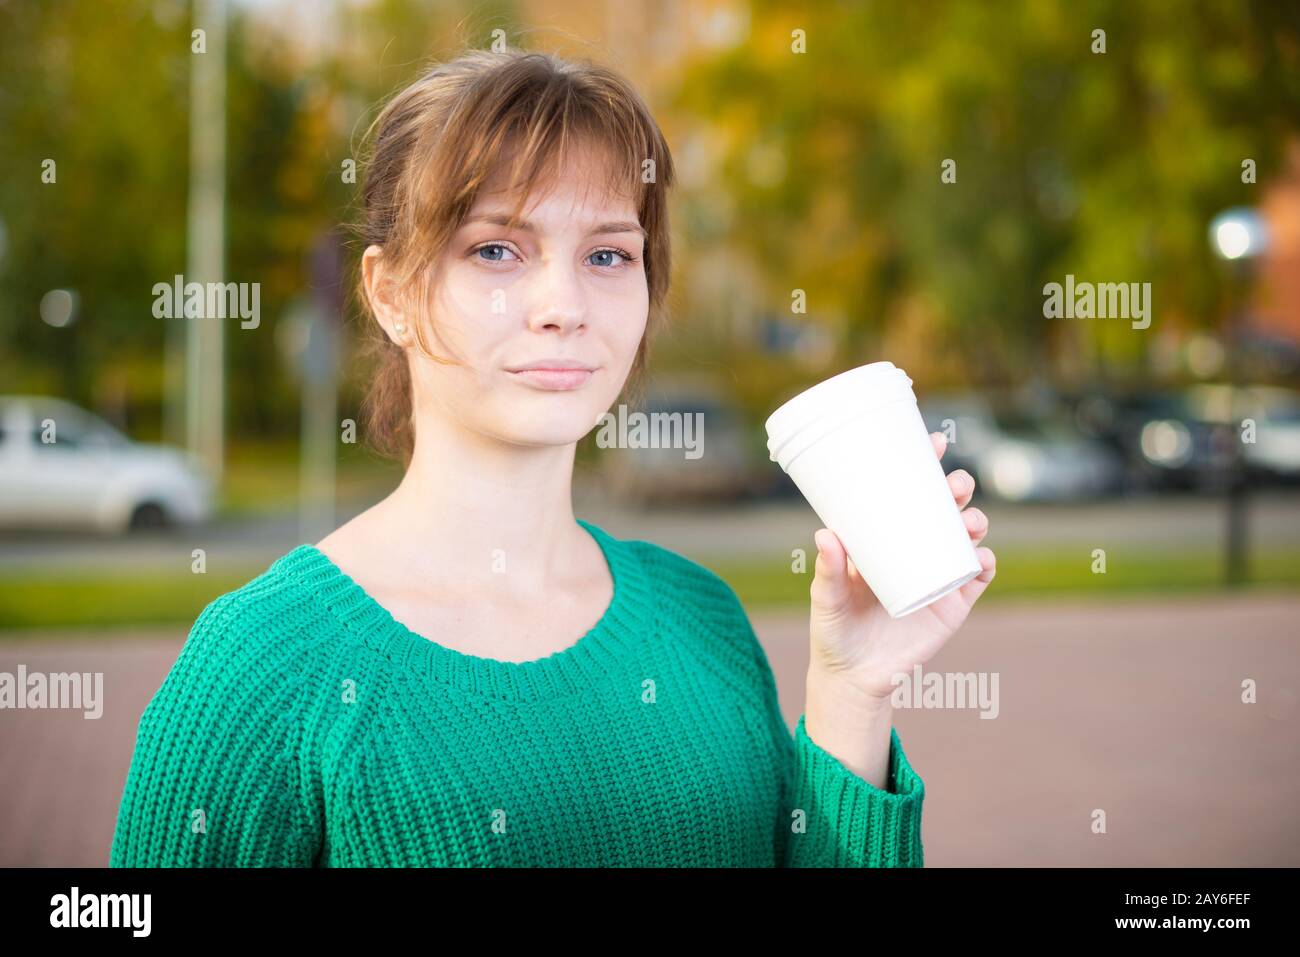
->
[370, 409, 587, 596]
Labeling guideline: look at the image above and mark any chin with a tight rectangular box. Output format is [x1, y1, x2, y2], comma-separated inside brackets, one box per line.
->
[499, 410, 599, 448]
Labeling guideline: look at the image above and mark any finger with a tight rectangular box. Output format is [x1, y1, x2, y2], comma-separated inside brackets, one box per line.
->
[818, 528, 863, 582]
[947, 468, 976, 509]
[930, 431, 947, 461]
[811, 528, 852, 609]
[813, 527, 845, 566]
[962, 506, 989, 546]
[957, 546, 996, 605]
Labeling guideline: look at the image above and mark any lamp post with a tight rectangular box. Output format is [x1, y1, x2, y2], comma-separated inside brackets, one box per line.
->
[299, 230, 343, 545]
[39, 289, 80, 397]
[173, 0, 227, 483]
[1208, 207, 1269, 587]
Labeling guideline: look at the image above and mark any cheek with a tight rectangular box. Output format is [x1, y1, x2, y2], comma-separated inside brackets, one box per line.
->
[428, 265, 515, 355]
[598, 278, 649, 350]
[433, 263, 481, 322]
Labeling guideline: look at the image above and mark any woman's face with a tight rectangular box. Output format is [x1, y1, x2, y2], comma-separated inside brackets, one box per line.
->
[401, 149, 649, 451]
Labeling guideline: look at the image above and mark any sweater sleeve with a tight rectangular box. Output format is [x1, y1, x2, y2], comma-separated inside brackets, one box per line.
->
[745, 606, 926, 867]
[109, 594, 322, 867]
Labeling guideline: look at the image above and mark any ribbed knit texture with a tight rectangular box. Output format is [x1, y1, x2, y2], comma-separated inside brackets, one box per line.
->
[110, 519, 924, 867]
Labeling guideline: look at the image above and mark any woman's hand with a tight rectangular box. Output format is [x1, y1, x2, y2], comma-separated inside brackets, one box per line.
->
[807, 431, 996, 705]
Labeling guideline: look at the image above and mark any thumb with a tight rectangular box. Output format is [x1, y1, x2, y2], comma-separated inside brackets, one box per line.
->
[810, 528, 853, 616]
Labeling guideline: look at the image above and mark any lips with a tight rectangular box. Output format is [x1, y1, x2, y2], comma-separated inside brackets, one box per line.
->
[506, 359, 596, 372]
[507, 367, 594, 391]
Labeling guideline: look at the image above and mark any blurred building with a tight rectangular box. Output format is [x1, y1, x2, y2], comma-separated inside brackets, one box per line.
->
[1256, 138, 1300, 347]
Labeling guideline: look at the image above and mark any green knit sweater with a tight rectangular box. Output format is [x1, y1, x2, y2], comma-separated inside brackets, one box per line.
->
[110, 519, 925, 867]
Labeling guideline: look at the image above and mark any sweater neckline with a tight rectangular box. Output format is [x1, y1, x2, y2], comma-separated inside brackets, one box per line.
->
[271, 518, 651, 702]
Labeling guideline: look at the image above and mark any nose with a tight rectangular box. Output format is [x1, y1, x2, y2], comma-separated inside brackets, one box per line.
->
[525, 256, 587, 334]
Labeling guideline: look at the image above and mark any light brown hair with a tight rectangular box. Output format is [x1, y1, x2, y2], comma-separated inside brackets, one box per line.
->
[349, 47, 676, 467]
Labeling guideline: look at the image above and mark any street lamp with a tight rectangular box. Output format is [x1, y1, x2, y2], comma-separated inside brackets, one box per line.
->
[1210, 208, 1268, 262]
[1208, 207, 1270, 586]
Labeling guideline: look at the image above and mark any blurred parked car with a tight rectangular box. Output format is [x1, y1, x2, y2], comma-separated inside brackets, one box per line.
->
[0, 395, 214, 533]
[1186, 384, 1300, 485]
[1067, 385, 1300, 491]
[598, 387, 776, 507]
[1068, 390, 1231, 492]
[918, 393, 1126, 502]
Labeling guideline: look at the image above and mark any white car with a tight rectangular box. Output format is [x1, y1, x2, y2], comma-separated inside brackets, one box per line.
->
[918, 393, 1127, 502]
[0, 395, 214, 533]
[1184, 384, 1300, 482]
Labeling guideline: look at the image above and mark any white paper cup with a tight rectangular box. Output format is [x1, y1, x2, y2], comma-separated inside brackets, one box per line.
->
[765, 361, 982, 618]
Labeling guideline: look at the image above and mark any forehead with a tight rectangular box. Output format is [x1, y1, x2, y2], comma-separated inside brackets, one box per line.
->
[471, 138, 639, 225]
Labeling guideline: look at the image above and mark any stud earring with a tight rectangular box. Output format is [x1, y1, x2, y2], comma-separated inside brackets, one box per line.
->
[394, 321, 406, 335]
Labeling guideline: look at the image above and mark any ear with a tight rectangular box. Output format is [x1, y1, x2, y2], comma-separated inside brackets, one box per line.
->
[362, 245, 409, 345]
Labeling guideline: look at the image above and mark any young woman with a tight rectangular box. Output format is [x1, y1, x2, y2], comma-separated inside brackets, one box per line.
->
[110, 47, 995, 868]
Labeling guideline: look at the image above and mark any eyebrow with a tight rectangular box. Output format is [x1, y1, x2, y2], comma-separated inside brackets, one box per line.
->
[464, 213, 647, 240]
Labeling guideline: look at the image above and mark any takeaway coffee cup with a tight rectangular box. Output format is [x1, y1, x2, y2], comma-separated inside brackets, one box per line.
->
[765, 361, 982, 618]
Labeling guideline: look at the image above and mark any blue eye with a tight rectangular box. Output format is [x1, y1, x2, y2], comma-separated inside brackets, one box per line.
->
[474, 243, 516, 263]
[588, 248, 636, 268]
[471, 242, 637, 268]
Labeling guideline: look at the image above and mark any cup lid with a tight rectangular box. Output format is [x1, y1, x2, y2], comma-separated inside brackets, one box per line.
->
[764, 361, 912, 464]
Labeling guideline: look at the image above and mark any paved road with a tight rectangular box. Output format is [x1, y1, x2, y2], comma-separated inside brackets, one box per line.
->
[4, 489, 1300, 575]
[1, 593, 1296, 866]
[756, 593, 1300, 867]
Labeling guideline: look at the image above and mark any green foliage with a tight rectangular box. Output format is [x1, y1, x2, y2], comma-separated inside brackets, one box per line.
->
[3, 545, 1298, 629]
[708, 546, 1300, 608]
[0, 0, 518, 440]
[2, 0, 1297, 445]
[0, 1, 189, 423]
[671, 0, 1300, 387]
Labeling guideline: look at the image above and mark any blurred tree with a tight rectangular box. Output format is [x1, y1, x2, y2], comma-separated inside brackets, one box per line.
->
[670, 0, 1300, 391]
[0, 0, 190, 428]
[4, 0, 1296, 446]
[0, 0, 516, 444]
